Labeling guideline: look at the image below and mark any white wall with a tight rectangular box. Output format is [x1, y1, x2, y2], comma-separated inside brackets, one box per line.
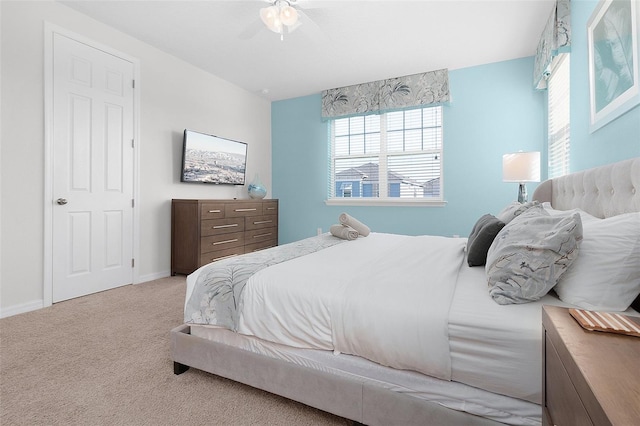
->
[0, 1, 271, 316]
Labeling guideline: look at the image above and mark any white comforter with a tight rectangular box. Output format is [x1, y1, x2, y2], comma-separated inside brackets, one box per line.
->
[237, 233, 466, 380]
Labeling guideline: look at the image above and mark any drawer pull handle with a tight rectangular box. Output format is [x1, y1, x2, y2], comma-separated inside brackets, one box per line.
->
[208, 209, 221, 213]
[213, 238, 239, 245]
[213, 224, 238, 229]
[253, 220, 272, 225]
[235, 208, 257, 212]
[253, 233, 272, 239]
[213, 254, 239, 262]
[266, 207, 276, 210]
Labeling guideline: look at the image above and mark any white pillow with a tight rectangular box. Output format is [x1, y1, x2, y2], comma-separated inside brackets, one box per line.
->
[541, 202, 599, 223]
[554, 212, 640, 311]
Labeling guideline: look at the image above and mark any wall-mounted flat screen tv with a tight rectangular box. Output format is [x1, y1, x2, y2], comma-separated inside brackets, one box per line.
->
[181, 129, 248, 185]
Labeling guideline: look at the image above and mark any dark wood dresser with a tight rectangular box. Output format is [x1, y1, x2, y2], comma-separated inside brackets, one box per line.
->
[542, 305, 640, 426]
[171, 199, 278, 275]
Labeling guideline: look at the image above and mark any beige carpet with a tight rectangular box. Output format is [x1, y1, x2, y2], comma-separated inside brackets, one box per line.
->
[0, 276, 351, 425]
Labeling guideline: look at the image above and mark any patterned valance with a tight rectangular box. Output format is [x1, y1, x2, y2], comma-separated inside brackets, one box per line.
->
[321, 69, 450, 120]
[533, 0, 571, 90]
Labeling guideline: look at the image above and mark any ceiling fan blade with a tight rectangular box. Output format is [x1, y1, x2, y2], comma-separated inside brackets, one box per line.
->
[285, 19, 302, 34]
[238, 18, 264, 40]
[295, 0, 328, 10]
[296, 9, 330, 42]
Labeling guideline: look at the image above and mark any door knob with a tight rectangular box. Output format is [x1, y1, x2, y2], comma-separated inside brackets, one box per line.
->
[56, 198, 68, 205]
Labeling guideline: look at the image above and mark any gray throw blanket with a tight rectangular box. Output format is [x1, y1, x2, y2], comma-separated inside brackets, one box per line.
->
[185, 233, 345, 330]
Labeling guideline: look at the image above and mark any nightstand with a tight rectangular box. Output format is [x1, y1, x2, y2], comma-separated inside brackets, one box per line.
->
[542, 305, 640, 425]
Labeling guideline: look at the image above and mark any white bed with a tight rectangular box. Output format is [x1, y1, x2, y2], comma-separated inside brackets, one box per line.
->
[171, 157, 640, 426]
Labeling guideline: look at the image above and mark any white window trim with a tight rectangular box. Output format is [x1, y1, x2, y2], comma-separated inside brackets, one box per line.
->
[325, 198, 447, 207]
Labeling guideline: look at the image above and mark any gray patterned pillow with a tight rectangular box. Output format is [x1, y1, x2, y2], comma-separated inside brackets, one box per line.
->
[496, 201, 542, 224]
[485, 209, 583, 305]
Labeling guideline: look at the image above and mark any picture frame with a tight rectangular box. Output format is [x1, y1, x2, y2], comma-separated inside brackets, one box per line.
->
[588, 0, 640, 132]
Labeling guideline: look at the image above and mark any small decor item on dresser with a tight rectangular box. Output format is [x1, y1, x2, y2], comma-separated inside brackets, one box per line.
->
[247, 173, 267, 199]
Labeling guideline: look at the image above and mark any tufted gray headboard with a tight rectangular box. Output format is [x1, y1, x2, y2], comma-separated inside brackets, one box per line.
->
[532, 157, 640, 218]
[532, 157, 640, 311]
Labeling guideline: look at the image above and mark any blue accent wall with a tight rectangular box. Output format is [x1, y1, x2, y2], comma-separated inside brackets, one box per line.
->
[569, 0, 640, 170]
[273, 57, 545, 243]
[273, 1, 640, 245]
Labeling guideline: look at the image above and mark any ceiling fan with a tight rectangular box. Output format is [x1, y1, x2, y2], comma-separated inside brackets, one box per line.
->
[241, 0, 323, 41]
[260, 0, 300, 38]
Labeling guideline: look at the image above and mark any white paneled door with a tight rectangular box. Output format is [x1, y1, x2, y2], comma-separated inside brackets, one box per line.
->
[52, 33, 135, 302]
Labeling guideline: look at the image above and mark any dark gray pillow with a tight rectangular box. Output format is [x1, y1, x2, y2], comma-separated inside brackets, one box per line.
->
[467, 214, 505, 267]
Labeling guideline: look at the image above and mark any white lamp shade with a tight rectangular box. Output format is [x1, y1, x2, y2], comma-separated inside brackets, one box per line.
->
[503, 152, 541, 182]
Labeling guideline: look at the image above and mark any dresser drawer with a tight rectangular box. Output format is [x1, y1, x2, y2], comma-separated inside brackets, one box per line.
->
[225, 203, 262, 217]
[245, 227, 276, 245]
[245, 214, 277, 231]
[199, 246, 244, 266]
[200, 202, 225, 220]
[262, 200, 278, 215]
[201, 218, 244, 236]
[245, 239, 277, 253]
[544, 333, 593, 426]
[200, 232, 245, 254]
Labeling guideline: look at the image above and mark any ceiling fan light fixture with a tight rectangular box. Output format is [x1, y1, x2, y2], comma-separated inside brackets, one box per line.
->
[260, 6, 282, 33]
[280, 5, 298, 26]
[260, 1, 300, 37]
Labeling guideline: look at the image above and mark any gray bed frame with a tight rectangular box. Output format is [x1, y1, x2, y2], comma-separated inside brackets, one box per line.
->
[171, 157, 639, 425]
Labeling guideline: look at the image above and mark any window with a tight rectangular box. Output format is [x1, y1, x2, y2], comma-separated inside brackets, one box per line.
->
[328, 106, 443, 204]
[548, 54, 570, 178]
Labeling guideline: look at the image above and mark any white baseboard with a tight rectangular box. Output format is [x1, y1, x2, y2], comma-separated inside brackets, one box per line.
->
[0, 299, 44, 319]
[1, 272, 172, 318]
[136, 270, 172, 284]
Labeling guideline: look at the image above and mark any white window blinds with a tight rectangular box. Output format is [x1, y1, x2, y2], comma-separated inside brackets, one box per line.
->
[329, 106, 443, 203]
[548, 54, 570, 178]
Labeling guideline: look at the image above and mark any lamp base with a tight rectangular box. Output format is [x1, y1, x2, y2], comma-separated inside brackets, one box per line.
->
[517, 183, 528, 203]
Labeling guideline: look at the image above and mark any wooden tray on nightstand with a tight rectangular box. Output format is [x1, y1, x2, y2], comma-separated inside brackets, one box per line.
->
[569, 308, 640, 338]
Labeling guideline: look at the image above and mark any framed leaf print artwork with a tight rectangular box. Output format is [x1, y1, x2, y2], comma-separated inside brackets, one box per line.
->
[588, 0, 640, 132]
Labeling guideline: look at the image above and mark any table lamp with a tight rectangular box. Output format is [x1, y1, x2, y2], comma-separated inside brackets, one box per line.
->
[503, 152, 541, 203]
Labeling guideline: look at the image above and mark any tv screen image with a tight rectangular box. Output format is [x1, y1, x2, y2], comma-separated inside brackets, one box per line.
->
[181, 129, 248, 185]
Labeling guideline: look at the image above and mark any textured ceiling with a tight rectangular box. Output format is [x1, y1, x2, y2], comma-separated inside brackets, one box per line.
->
[59, 0, 555, 101]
